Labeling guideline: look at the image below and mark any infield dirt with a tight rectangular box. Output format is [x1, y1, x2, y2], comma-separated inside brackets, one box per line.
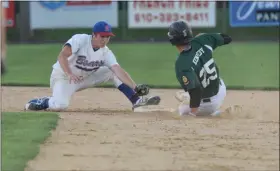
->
[1, 86, 279, 171]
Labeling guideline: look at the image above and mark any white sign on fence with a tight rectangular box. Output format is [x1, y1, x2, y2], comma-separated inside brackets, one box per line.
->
[128, 1, 216, 28]
[30, 1, 118, 29]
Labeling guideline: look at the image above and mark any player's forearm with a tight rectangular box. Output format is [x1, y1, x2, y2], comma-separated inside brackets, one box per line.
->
[58, 54, 72, 75]
[117, 71, 137, 89]
[188, 87, 202, 115]
[111, 65, 137, 89]
[57, 45, 73, 75]
[124, 71, 137, 87]
[190, 107, 198, 113]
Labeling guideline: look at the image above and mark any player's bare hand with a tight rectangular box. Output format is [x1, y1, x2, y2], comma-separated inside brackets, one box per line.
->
[189, 108, 198, 116]
[68, 73, 83, 84]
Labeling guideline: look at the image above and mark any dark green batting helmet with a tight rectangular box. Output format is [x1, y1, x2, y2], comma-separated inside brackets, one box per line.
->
[167, 21, 193, 46]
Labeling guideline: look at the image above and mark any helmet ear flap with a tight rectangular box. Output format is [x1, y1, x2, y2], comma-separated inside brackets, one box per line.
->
[167, 20, 194, 45]
[168, 32, 191, 46]
[168, 32, 179, 46]
[168, 31, 178, 45]
[167, 31, 173, 40]
[169, 38, 178, 46]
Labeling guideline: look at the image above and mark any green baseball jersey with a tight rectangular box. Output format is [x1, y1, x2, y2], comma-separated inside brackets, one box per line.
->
[175, 33, 225, 98]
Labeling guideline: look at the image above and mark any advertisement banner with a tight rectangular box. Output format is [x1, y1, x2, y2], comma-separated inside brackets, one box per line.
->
[230, 1, 280, 27]
[128, 1, 216, 28]
[2, 1, 15, 27]
[30, 1, 118, 29]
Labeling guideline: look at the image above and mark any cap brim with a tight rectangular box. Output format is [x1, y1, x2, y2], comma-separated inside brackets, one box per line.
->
[98, 32, 115, 37]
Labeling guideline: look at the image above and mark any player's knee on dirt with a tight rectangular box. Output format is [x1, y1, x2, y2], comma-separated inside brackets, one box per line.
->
[48, 98, 70, 110]
[55, 102, 69, 110]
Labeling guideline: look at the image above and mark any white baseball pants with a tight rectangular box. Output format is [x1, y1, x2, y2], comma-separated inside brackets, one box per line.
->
[47, 67, 122, 110]
[178, 79, 226, 116]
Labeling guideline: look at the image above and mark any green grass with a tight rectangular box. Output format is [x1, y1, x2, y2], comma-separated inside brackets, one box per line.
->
[2, 112, 59, 171]
[1, 42, 279, 89]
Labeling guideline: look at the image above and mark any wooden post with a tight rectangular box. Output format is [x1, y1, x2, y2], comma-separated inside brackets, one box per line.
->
[19, 1, 30, 42]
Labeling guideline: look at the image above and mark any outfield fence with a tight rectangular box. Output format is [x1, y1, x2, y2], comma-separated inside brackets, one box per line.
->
[2, 1, 279, 90]
[5, 1, 279, 43]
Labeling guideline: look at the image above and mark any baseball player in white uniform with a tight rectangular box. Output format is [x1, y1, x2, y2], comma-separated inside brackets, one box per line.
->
[24, 21, 161, 111]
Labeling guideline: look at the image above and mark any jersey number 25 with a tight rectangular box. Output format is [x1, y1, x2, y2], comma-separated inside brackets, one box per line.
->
[199, 58, 218, 88]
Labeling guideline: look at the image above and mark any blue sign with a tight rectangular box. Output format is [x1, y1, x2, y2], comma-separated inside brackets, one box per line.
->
[39, 1, 66, 11]
[229, 1, 280, 27]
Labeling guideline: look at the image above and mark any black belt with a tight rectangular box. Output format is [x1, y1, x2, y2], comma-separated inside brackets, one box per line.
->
[202, 98, 211, 103]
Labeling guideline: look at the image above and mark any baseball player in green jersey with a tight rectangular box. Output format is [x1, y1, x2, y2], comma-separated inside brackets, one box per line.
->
[167, 21, 232, 117]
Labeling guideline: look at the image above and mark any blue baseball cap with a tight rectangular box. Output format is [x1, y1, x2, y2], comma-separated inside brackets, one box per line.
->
[92, 21, 115, 37]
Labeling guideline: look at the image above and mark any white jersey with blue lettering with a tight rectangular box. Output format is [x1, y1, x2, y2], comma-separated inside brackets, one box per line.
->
[48, 34, 123, 110]
[52, 34, 118, 78]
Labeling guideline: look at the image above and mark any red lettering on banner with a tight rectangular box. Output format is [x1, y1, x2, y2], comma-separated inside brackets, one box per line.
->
[133, 12, 210, 23]
[166, 13, 172, 22]
[197, 1, 202, 8]
[203, 1, 209, 8]
[179, 1, 209, 8]
[193, 13, 198, 21]
[147, 13, 152, 22]
[205, 13, 208, 21]
[67, 1, 112, 6]
[135, 13, 140, 23]
[173, 13, 179, 21]
[150, 1, 155, 8]
[186, 13, 191, 22]
[200, 13, 203, 20]
[159, 13, 164, 22]
[133, 1, 174, 9]
[133, 1, 137, 8]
